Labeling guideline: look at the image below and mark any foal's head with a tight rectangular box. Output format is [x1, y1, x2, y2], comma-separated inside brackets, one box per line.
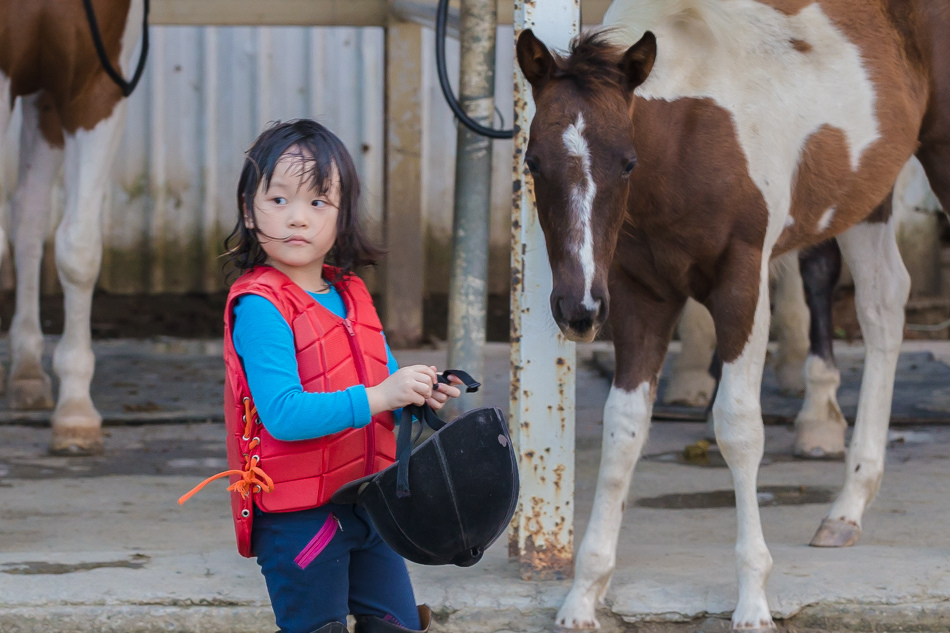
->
[516, 29, 656, 342]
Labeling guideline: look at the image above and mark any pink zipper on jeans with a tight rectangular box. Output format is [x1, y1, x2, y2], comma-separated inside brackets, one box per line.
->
[294, 514, 341, 569]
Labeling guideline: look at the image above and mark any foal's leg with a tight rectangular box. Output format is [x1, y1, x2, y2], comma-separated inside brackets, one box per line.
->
[8, 94, 64, 409]
[49, 101, 128, 455]
[710, 251, 775, 631]
[556, 272, 685, 630]
[794, 239, 846, 459]
[769, 251, 808, 393]
[664, 298, 717, 406]
[810, 217, 909, 547]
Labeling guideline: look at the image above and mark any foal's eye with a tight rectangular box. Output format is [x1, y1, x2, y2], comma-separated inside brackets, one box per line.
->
[622, 158, 637, 178]
[525, 157, 541, 176]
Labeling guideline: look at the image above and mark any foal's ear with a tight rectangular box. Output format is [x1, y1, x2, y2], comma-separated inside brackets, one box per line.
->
[517, 29, 556, 90]
[619, 31, 657, 93]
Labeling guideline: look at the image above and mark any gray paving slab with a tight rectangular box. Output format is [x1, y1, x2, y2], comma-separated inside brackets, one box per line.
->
[1, 340, 950, 632]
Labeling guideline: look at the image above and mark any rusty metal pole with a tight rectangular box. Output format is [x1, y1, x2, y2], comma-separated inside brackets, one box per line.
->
[511, 0, 579, 580]
[445, 0, 497, 415]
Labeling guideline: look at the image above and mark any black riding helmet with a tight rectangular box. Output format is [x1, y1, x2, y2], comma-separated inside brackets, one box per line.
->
[332, 370, 519, 567]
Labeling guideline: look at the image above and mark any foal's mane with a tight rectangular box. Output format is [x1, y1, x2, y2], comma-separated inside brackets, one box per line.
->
[551, 30, 629, 94]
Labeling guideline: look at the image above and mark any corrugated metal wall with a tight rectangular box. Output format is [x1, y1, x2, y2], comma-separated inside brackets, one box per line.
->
[0, 24, 514, 296]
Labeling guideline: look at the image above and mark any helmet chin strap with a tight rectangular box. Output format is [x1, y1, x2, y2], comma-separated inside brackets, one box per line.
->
[395, 369, 481, 498]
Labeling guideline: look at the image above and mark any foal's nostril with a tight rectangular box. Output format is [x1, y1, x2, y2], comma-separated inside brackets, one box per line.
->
[568, 315, 594, 334]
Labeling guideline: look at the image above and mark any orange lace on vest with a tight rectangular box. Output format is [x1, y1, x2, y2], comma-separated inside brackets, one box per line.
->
[178, 397, 274, 505]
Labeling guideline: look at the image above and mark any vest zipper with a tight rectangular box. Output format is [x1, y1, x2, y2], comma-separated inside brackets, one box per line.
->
[343, 316, 375, 476]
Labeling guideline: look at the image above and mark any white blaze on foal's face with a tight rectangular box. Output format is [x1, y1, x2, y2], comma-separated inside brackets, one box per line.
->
[562, 112, 600, 312]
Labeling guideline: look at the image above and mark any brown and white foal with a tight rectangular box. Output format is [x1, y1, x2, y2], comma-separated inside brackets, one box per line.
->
[517, 0, 950, 629]
[0, 0, 145, 454]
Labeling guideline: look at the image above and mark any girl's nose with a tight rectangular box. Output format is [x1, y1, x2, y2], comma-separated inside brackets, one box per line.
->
[288, 203, 309, 227]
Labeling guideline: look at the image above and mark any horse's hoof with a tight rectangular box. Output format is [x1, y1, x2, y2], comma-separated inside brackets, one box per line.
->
[809, 518, 861, 547]
[793, 416, 846, 460]
[793, 445, 845, 461]
[49, 425, 104, 456]
[9, 376, 55, 410]
[663, 370, 715, 407]
[50, 399, 104, 456]
[775, 362, 806, 395]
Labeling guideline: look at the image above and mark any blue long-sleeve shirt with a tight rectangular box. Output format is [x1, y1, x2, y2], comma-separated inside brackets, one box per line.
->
[232, 287, 399, 441]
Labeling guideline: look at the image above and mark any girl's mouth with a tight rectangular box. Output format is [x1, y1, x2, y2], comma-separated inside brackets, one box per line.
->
[285, 236, 309, 245]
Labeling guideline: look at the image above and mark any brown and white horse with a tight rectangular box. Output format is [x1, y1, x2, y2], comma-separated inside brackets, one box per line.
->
[0, 0, 146, 454]
[516, 0, 949, 629]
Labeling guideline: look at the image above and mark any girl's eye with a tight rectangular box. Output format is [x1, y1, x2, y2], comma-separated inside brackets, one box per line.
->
[312, 199, 327, 208]
[271, 196, 287, 205]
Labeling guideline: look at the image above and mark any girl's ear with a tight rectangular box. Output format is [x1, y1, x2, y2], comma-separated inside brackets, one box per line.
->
[243, 196, 255, 229]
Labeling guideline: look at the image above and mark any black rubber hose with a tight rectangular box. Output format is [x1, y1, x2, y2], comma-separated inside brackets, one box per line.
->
[435, 0, 514, 139]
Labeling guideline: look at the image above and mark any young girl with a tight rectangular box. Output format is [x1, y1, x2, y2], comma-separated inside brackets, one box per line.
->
[181, 119, 461, 633]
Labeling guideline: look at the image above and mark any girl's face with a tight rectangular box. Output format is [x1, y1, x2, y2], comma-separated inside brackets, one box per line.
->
[247, 151, 340, 284]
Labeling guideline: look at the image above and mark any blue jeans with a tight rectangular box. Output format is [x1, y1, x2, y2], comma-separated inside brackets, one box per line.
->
[252, 503, 421, 633]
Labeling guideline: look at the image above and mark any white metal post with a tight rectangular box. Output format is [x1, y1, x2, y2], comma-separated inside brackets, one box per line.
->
[510, 0, 579, 580]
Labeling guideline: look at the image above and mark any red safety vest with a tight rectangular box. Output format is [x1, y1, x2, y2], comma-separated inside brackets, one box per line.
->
[180, 265, 396, 557]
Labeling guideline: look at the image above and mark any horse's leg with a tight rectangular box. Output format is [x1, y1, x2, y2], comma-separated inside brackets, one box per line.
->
[49, 101, 128, 455]
[664, 298, 716, 406]
[794, 239, 846, 459]
[769, 251, 808, 393]
[8, 94, 64, 410]
[810, 216, 909, 547]
[0, 72, 13, 390]
[0, 71, 11, 134]
[916, 142, 950, 221]
[556, 270, 685, 630]
[709, 249, 774, 631]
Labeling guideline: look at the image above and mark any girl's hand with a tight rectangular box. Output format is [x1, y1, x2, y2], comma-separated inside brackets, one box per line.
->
[426, 370, 463, 411]
[367, 365, 438, 414]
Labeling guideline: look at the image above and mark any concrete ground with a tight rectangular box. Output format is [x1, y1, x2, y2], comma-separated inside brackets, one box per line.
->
[2, 339, 950, 632]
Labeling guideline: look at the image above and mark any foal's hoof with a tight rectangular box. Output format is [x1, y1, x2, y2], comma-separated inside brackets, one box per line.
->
[555, 590, 601, 630]
[809, 518, 861, 547]
[9, 376, 55, 410]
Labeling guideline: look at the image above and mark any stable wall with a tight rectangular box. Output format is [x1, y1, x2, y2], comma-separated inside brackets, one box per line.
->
[0, 24, 514, 298]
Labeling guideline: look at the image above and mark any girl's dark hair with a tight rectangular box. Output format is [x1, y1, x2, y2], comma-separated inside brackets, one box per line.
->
[225, 119, 384, 283]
